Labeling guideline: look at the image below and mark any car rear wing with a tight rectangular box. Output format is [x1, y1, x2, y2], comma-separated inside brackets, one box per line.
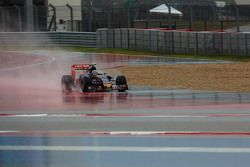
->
[71, 64, 96, 70]
[71, 64, 96, 80]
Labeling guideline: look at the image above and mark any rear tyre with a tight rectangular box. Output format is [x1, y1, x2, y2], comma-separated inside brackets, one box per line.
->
[79, 75, 92, 92]
[61, 75, 73, 93]
[116, 75, 128, 92]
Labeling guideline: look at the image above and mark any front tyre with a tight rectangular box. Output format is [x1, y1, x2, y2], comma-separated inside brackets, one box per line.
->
[116, 75, 128, 92]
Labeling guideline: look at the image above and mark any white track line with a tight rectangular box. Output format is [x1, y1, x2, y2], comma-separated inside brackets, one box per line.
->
[0, 130, 250, 136]
[0, 53, 56, 72]
[0, 131, 20, 133]
[14, 114, 49, 117]
[1, 145, 250, 153]
[1, 113, 250, 118]
[0, 114, 204, 118]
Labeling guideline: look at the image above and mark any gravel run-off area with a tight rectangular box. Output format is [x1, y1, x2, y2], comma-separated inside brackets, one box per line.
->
[115, 62, 250, 93]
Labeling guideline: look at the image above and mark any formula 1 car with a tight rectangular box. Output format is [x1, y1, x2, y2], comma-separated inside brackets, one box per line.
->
[61, 64, 128, 93]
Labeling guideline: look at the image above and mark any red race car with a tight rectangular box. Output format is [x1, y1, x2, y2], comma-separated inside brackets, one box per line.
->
[61, 64, 128, 93]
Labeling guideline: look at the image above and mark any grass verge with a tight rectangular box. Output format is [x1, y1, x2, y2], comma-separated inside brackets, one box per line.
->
[65, 47, 250, 62]
[1, 46, 250, 62]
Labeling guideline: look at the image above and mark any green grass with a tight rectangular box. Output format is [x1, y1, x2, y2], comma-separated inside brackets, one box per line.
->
[65, 47, 162, 56]
[65, 46, 250, 62]
[1, 45, 250, 62]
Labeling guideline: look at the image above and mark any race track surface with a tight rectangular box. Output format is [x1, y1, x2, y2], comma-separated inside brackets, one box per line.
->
[1, 50, 250, 167]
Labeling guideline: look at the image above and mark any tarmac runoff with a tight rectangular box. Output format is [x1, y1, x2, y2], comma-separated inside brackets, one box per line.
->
[1, 112, 250, 132]
[1, 135, 250, 167]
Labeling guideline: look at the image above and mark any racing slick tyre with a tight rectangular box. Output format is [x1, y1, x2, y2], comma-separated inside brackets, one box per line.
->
[79, 75, 92, 92]
[116, 75, 128, 92]
[61, 75, 73, 93]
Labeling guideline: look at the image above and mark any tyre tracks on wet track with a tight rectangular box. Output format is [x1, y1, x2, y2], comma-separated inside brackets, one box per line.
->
[0, 51, 250, 136]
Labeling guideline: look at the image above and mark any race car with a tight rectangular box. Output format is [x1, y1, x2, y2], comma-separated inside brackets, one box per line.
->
[61, 64, 128, 93]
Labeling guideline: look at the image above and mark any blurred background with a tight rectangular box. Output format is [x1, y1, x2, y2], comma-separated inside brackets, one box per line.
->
[0, 0, 249, 32]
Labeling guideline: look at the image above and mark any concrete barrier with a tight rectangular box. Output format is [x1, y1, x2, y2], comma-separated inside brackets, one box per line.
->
[129, 29, 136, 49]
[0, 32, 97, 48]
[135, 29, 144, 51]
[97, 28, 250, 56]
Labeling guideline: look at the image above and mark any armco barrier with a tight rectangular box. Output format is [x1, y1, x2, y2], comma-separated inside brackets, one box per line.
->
[97, 28, 250, 56]
[0, 32, 96, 47]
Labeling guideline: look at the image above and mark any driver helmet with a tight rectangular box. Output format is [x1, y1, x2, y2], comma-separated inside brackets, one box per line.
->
[88, 65, 96, 73]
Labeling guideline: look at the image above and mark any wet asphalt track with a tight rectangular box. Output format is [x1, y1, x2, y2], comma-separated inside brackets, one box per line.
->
[1, 50, 250, 167]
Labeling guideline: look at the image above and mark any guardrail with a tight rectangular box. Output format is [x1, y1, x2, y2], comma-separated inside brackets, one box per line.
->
[0, 32, 96, 47]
